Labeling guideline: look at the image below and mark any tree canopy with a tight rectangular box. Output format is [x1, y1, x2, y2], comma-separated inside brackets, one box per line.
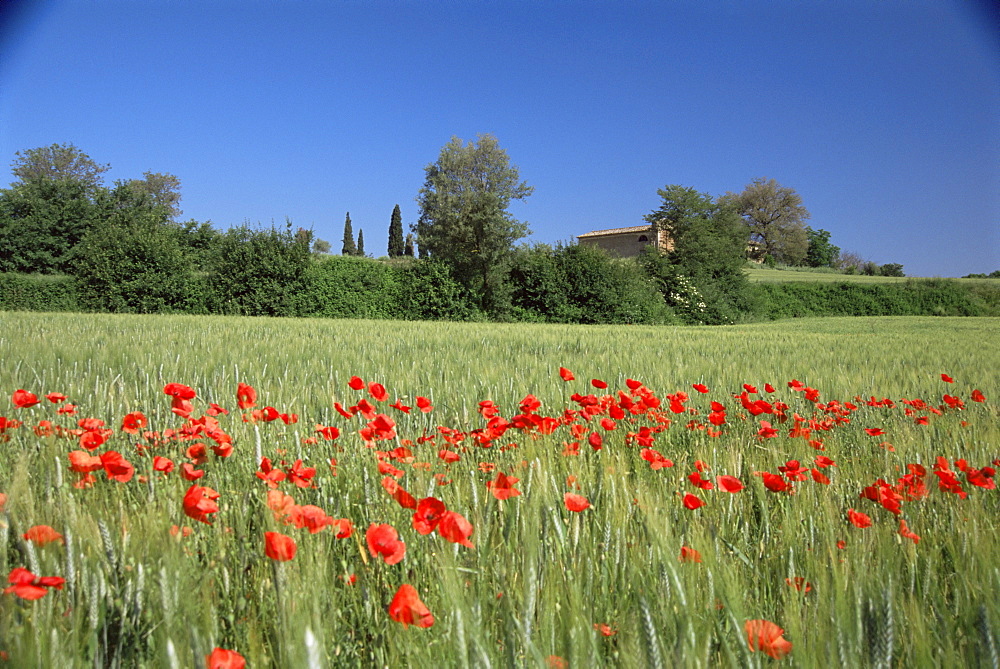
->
[414, 134, 533, 313]
[723, 177, 810, 265]
[10, 143, 110, 194]
[388, 204, 404, 257]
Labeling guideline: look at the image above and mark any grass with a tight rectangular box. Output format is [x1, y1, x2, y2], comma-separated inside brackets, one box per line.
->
[0, 311, 997, 667]
[744, 266, 998, 284]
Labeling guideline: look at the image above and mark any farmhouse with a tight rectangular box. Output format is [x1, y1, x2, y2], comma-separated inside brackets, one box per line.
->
[576, 225, 671, 258]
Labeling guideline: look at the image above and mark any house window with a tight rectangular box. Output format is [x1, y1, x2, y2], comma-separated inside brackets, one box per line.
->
[637, 235, 648, 242]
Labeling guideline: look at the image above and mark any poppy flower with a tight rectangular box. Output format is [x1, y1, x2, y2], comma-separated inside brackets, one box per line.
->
[437, 510, 474, 548]
[594, 623, 616, 636]
[45, 392, 67, 404]
[348, 376, 365, 391]
[847, 508, 872, 529]
[415, 396, 433, 413]
[692, 383, 709, 394]
[591, 379, 608, 390]
[679, 546, 702, 563]
[716, 475, 744, 493]
[564, 493, 590, 512]
[745, 619, 792, 659]
[864, 428, 885, 437]
[206, 647, 246, 669]
[971, 389, 985, 403]
[898, 519, 920, 544]
[757, 421, 778, 439]
[100, 451, 135, 483]
[587, 432, 603, 450]
[764, 383, 776, 393]
[23, 525, 63, 546]
[368, 382, 388, 402]
[641, 448, 673, 470]
[120, 411, 147, 434]
[366, 523, 406, 565]
[412, 497, 447, 535]
[153, 456, 174, 475]
[182, 484, 220, 525]
[4, 567, 65, 600]
[163, 383, 196, 400]
[682, 493, 705, 510]
[236, 382, 257, 410]
[264, 531, 297, 561]
[288, 505, 334, 534]
[486, 472, 521, 500]
[388, 583, 434, 628]
[758, 472, 793, 493]
[12, 390, 39, 408]
[941, 373, 954, 383]
[785, 577, 812, 593]
[559, 367, 575, 382]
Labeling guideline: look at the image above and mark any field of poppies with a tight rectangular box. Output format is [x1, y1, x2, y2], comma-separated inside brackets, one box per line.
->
[0, 312, 997, 668]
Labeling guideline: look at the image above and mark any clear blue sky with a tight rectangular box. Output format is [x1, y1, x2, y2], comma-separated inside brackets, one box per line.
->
[1, 0, 997, 277]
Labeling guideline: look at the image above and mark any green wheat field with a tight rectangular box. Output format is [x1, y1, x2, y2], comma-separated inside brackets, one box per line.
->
[0, 312, 997, 667]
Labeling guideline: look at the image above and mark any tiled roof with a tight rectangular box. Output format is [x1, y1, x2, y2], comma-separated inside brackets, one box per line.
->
[577, 225, 652, 238]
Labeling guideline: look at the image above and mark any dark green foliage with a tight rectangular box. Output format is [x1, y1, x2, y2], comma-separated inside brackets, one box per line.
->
[207, 222, 312, 317]
[879, 263, 905, 277]
[341, 213, 356, 256]
[0, 273, 79, 312]
[642, 185, 751, 324]
[415, 134, 533, 314]
[508, 243, 672, 324]
[805, 227, 840, 268]
[174, 219, 220, 270]
[357, 229, 365, 257]
[404, 233, 415, 258]
[724, 177, 810, 265]
[395, 260, 473, 321]
[0, 178, 104, 273]
[962, 270, 1000, 279]
[11, 143, 109, 194]
[301, 256, 401, 319]
[388, 204, 404, 257]
[748, 280, 1000, 319]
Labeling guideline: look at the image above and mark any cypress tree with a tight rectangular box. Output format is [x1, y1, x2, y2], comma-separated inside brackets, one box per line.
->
[404, 233, 415, 258]
[357, 229, 365, 257]
[341, 212, 356, 256]
[388, 204, 404, 257]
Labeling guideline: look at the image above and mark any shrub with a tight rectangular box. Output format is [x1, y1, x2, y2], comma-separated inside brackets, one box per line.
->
[0, 272, 79, 312]
[300, 256, 401, 319]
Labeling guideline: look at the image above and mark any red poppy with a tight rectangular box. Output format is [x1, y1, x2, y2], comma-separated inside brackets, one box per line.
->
[559, 367, 575, 382]
[4, 567, 65, 600]
[415, 396, 433, 413]
[679, 546, 702, 563]
[12, 390, 39, 408]
[368, 382, 388, 402]
[682, 493, 705, 510]
[758, 472, 793, 493]
[591, 379, 608, 390]
[388, 583, 434, 628]
[587, 431, 603, 450]
[941, 373, 954, 383]
[153, 456, 174, 475]
[764, 383, 776, 393]
[332, 518, 353, 539]
[847, 508, 872, 529]
[120, 411, 147, 434]
[864, 428, 885, 437]
[564, 493, 591, 512]
[236, 382, 257, 410]
[716, 475, 744, 493]
[163, 383, 196, 400]
[23, 525, 63, 546]
[366, 523, 406, 565]
[785, 577, 812, 593]
[745, 619, 793, 659]
[814, 456, 836, 468]
[288, 505, 334, 534]
[898, 519, 920, 544]
[757, 421, 778, 439]
[641, 448, 673, 470]
[438, 449, 461, 463]
[206, 647, 246, 669]
[971, 389, 985, 403]
[264, 531, 297, 561]
[348, 376, 365, 390]
[692, 383, 709, 394]
[594, 623, 616, 636]
[100, 451, 135, 483]
[486, 472, 521, 500]
[45, 392, 67, 404]
[183, 484, 220, 525]
[413, 497, 447, 535]
[437, 510, 475, 548]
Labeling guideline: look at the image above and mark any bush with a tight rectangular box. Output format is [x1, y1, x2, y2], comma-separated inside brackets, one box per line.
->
[879, 263, 905, 277]
[395, 260, 474, 321]
[300, 256, 401, 319]
[0, 273, 79, 312]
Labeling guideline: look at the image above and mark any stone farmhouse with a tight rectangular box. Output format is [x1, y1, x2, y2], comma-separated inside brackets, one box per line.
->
[576, 225, 672, 258]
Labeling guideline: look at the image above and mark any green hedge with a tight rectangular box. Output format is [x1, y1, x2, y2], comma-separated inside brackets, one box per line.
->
[749, 280, 1000, 320]
[0, 273, 79, 312]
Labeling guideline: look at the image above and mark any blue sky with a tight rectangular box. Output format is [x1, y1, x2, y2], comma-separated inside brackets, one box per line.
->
[1, 0, 997, 277]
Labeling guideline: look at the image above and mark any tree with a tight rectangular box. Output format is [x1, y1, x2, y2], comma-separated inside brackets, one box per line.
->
[356, 229, 365, 257]
[805, 226, 840, 268]
[723, 177, 810, 265]
[125, 171, 182, 220]
[641, 185, 750, 324]
[312, 238, 331, 257]
[404, 233, 415, 257]
[10, 143, 109, 194]
[388, 204, 404, 257]
[341, 212, 356, 256]
[414, 134, 533, 313]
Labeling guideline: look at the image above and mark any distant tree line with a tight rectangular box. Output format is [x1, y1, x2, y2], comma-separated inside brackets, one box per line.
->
[0, 140, 953, 325]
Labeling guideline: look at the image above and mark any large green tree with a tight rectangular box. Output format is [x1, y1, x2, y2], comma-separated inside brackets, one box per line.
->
[414, 134, 533, 313]
[723, 177, 810, 265]
[642, 185, 750, 324]
[387, 204, 404, 257]
[804, 226, 840, 268]
[341, 212, 356, 256]
[10, 143, 110, 195]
